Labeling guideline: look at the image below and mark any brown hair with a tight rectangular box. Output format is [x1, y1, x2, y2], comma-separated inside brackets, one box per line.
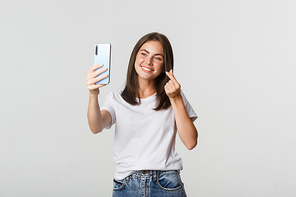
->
[121, 32, 174, 110]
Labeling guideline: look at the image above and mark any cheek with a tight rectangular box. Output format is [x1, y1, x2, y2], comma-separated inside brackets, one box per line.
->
[135, 56, 144, 65]
[157, 62, 164, 71]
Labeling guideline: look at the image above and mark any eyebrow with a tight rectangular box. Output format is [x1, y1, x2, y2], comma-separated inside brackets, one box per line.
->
[140, 49, 164, 57]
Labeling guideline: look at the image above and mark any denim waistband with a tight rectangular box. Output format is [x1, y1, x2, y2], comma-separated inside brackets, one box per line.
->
[131, 170, 157, 178]
[128, 170, 179, 180]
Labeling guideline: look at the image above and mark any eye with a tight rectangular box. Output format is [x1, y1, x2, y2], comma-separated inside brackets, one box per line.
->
[154, 57, 163, 61]
[141, 52, 147, 56]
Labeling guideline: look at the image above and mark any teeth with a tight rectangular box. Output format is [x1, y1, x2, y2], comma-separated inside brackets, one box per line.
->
[142, 67, 152, 71]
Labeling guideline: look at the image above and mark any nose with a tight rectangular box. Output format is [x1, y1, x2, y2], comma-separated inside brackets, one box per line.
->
[145, 57, 152, 65]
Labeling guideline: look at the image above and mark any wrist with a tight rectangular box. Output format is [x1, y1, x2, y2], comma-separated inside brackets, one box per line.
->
[89, 91, 99, 98]
[169, 94, 182, 102]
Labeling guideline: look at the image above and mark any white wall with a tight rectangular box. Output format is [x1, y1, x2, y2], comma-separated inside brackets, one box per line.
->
[1, 0, 295, 196]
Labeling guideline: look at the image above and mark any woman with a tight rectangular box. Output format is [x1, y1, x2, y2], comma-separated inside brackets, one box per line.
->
[86, 32, 198, 197]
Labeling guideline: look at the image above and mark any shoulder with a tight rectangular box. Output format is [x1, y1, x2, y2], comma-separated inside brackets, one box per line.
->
[180, 89, 198, 121]
[180, 89, 188, 103]
[180, 89, 194, 106]
[106, 90, 122, 99]
[104, 91, 125, 104]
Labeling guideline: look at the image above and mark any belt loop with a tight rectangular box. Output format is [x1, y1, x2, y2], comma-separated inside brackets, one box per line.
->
[153, 171, 157, 180]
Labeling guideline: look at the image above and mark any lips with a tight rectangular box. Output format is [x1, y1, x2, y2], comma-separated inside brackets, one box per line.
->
[141, 66, 153, 72]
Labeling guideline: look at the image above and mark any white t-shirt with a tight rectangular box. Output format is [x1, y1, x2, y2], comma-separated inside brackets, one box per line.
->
[101, 90, 197, 180]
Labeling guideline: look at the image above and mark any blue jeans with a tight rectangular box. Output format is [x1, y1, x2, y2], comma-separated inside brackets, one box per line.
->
[112, 170, 187, 197]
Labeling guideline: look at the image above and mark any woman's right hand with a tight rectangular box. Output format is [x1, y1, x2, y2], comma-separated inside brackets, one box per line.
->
[86, 64, 108, 96]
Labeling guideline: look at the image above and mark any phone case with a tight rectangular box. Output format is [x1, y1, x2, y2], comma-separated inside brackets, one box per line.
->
[94, 43, 111, 85]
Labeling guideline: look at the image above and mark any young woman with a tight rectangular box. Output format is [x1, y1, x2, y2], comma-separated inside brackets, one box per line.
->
[86, 32, 198, 197]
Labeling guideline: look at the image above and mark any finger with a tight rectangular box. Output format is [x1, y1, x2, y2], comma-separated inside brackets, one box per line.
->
[86, 67, 107, 82]
[165, 80, 172, 87]
[93, 67, 107, 77]
[87, 64, 103, 76]
[94, 74, 108, 83]
[167, 73, 181, 91]
[92, 63, 104, 72]
[164, 80, 172, 91]
[165, 70, 178, 85]
[166, 75, 178, 89]
[166, 80, 175, 91]
[164, 84, 171, 94]
[165, 70, 173, 78]
[88, 84, 100, 91]
[89, 84, 105, 90]
[86, 72, 108, 86]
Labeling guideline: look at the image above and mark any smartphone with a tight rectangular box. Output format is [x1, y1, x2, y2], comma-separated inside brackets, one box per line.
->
[94, 43, 111, 85]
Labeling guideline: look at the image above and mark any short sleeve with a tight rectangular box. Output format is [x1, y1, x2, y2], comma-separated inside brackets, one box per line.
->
[101, 92, 116, 129]
[180, 90, 198, 122]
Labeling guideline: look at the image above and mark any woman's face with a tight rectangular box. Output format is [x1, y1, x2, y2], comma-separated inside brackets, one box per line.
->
[134, 40, 164, 82]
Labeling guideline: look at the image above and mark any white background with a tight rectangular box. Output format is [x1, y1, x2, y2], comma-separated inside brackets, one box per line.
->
[1, 0, 296, 196]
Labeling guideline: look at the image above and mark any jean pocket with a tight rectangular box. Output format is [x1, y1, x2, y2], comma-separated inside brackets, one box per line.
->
[157, 170, 183, 191]
[113, 178, 125, 191]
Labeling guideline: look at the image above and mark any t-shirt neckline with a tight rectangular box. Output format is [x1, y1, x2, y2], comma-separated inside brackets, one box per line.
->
[137, 93, 156, 101]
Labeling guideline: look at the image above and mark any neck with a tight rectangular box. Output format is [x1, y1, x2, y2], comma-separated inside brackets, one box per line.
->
[138, 78, 156, 98]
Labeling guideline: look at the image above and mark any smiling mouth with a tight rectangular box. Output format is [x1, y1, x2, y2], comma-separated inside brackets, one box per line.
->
[141, 66, 153, 72]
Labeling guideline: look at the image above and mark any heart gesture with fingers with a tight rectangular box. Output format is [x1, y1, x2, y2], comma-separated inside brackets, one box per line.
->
[165, 69, 181, 99]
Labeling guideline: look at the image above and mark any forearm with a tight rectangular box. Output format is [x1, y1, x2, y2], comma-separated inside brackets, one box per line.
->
[170, 95, 198, 150]
[87, 93, 104, 134]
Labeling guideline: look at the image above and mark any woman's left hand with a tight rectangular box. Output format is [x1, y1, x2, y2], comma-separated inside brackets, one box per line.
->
[165, 69, 181, 99]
